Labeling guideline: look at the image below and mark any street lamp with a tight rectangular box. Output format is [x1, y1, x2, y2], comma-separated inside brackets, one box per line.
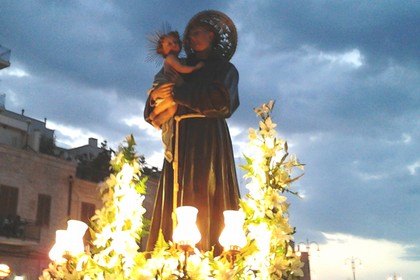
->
[345, 256, 362, 280]
[296, 239, 320, 256]
[387, 273, 403, 280]
[296, 239, 320, 280]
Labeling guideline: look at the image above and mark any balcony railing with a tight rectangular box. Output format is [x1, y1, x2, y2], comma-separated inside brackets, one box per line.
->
[0, 216, 41, 244]
[0, 44, 11, 70]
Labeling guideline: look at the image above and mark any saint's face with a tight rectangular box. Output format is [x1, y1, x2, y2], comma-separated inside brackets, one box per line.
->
[188, 26, 214, 53]
[162, 36, 180, 56]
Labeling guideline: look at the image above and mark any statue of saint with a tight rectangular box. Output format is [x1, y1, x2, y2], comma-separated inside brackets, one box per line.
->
[144, 10, 240, 255]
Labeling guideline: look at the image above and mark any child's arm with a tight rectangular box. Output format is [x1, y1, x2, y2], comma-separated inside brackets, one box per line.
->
[165, 54, 204, 74]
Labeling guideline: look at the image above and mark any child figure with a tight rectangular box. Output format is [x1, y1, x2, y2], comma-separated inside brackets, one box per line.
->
[159, 31, 204, 78]
[148, 30, 204, 162]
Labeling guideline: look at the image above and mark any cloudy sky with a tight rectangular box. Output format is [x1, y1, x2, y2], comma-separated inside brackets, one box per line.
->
[1, 1, 419, 279]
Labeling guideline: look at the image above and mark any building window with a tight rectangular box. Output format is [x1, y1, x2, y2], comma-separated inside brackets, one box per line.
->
[81, 202, 96, 244]
[81, 202, 96, 225]
[36, 194, 51, 226]
[0, 185, 18, 217]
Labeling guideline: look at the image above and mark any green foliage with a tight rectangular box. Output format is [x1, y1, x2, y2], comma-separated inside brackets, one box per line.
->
[39, 134, 56, 155]
[40, 135, 149, 280]
[76, 140, 113, 183]
[40, 103, 306, 280]
[236, 100, 305, 279]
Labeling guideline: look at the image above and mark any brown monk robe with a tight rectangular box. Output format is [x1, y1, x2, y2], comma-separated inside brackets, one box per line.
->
[144, 11, 240, 255]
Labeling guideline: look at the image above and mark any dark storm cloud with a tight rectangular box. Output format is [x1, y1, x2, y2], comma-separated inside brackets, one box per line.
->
[233, 1, 420, 66]
[228, 2, 420, 255]
[1, 1, 148, 95]
[0, 1, 232, 97]
[229, 1, 419, 252]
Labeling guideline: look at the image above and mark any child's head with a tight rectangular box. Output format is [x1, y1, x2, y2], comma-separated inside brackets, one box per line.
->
[157, 31, 182, 57]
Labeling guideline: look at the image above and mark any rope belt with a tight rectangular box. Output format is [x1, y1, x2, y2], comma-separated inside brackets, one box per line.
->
[172, 114, 205, 233]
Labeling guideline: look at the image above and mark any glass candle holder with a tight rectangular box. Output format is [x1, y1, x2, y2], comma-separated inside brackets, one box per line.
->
[219, 210, 247, 251]
[66, 220, 88, 256]
[48, 229, 68, 262]
[172, 206, 201, 247]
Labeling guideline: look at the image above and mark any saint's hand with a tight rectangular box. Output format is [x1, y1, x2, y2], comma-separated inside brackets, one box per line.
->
[150, 83, 174, 103]
[151, 105, 178, 128]
[149, 95, 178, 128]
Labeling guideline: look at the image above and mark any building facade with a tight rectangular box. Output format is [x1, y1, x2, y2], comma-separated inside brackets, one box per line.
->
[0, 143, 102, 279]
[0, 43, 104, 279]
[0, 104, 99, 279]
[0, 106, 159, 279]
